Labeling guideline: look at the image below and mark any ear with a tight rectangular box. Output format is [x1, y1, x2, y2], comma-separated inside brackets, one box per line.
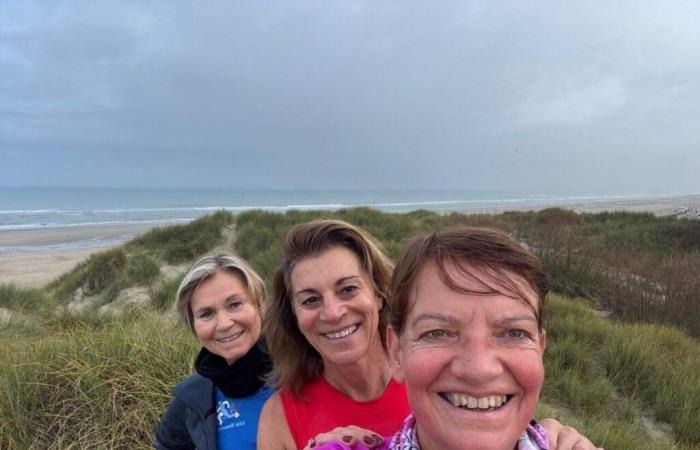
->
[538, 329, 546, 353]
[376, 294, 384, 311]
[387, 325, 405, 383]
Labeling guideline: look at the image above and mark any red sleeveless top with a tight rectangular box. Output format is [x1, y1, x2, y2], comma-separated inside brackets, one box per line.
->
[280, 377, 410, 450]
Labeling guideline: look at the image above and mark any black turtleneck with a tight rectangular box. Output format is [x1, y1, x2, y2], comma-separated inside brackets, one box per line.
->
[194, 340, 272, 398]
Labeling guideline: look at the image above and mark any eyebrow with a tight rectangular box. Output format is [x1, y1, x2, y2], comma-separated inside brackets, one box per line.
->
[409, 313, 538, 329]
[410, 312, 460, 328]
[492, 315, 538, 327]
[293, 275, 362, 297]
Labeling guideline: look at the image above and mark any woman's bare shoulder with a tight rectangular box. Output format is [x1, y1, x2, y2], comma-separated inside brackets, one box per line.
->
[258, 391, 297, 450]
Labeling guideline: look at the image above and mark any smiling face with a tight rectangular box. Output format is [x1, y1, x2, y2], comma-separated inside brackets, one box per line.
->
[190, 270, 261, 365]
[388, 261, 545, 450]
[290, 245, 383, 369]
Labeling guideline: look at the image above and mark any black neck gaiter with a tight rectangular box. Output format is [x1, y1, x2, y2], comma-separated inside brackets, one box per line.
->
[194, 340, 272, 398]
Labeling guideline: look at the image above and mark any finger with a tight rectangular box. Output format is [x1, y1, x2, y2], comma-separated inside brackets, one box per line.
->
[309, 433, 383, 449]
[360, 434, 384, 448]
[555, 429, 596, 450]
[311, 432, 357, 447]
[307, 426, 384, 449]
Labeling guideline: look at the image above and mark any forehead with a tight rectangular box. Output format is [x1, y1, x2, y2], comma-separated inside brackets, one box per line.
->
[290, 245, 364, 288]
[408, 260, 540, 315]
[191, 270, 248, 301]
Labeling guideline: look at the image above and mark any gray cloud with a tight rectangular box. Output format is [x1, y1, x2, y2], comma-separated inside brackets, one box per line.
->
[1, 0, 699, 193]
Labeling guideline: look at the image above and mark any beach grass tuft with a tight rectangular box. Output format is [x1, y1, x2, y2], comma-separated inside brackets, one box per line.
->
[129, 210, 235, 263]
[151, 275, 185, 311]
[0, 283, 54, 314]
[0, 313, 198, 449]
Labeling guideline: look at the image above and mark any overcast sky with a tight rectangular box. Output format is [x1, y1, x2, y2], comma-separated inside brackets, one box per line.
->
[1, 1, 699, 193]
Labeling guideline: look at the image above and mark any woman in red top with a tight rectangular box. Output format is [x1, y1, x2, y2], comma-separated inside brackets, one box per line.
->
[257, 220, 599, 450]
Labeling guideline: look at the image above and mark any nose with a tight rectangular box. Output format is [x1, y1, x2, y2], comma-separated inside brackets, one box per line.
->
[215, 311, 236, 331]
[320, 295, 346, 323]
[450, 336, 503, 382]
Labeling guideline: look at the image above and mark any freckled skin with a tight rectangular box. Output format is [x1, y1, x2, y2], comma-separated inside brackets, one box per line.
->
[388, 261, 546, 450]
[190, 271, 261, 365]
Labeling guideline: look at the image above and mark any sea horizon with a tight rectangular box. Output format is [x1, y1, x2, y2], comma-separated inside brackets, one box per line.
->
[2, 186, 698, 254]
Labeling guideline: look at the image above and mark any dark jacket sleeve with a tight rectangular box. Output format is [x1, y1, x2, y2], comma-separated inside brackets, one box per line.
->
[154, 395, 195, 450]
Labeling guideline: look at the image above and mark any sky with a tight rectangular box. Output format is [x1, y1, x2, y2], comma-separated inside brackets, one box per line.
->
[1, 1, 699, 194]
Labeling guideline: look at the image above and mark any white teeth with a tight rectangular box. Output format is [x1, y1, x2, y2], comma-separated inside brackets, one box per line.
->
[323, 324, 358, 340]
[217, 332, 242, 343]
[444, 393, 509, 410]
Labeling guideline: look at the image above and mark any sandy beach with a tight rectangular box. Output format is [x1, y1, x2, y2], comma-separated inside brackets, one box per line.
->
[0, 223, 158, 287]
[459, 194, 700, 215]
[1, 195, 698, 288]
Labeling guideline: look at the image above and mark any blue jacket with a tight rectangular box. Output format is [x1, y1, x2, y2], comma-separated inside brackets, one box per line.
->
[154, 373, 218, 450]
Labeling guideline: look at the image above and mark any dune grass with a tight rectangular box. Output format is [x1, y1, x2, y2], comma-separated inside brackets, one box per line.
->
[129, 210, 234, 263]
[540, 295, 700, 449]
[0, 283, 54, 314]
[151, 275, 185, 311]
[1, 208, 699, 448]
[0, 312, 198, 449]
[1, 293, 697, 449]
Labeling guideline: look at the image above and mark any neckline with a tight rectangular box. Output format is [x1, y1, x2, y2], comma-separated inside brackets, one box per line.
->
[318, 375, 398, 405]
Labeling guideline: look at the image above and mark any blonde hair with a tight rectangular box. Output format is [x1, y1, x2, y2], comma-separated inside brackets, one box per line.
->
[176, 254, 266, 334]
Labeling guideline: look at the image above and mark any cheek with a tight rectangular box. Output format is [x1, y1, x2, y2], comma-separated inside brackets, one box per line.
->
[193, 320, 212, 342]
[293, 310, 313, 335]
[510, 354, 545, 391]
[251, 312, 262, 335]
[402, 347, 448, 388]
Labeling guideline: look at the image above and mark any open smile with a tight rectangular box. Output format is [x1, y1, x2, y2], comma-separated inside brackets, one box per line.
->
[216, 330, 244, 343]
[439, 392, 513, 411]
[321, 323, 359, 340]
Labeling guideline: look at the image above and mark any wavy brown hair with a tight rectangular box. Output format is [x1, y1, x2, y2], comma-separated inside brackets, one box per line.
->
[390, 227, 549, 336]
[264, 219, 394, 396]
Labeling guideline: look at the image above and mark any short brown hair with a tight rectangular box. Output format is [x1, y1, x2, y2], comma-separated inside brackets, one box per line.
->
[390, 227, 549, 336]
[176, 254, 266, 334]
[264, 219, 394, 395]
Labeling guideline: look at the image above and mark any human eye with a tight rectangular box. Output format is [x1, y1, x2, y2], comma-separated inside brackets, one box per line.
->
[227, 301, 242, 310]
[197, 309, 214, 320]
[419, 329, 452, 341]
[300, 296, 321, 307]
[503, 329, 532, 340]
[339, 284, 358, 297]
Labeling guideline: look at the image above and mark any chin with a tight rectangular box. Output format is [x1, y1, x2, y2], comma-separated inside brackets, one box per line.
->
[420, 430, 517, 450]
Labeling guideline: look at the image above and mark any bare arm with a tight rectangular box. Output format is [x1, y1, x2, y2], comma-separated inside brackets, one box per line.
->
[258, 391, 297, 450]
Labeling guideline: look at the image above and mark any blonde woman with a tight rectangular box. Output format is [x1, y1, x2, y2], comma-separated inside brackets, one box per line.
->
[155, 255, 272, 450]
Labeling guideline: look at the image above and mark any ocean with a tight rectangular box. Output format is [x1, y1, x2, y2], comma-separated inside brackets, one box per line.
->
[0, 186, 667, 254]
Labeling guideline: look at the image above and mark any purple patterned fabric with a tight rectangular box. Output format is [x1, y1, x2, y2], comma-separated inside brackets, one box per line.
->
[315, 414, 548, 450]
